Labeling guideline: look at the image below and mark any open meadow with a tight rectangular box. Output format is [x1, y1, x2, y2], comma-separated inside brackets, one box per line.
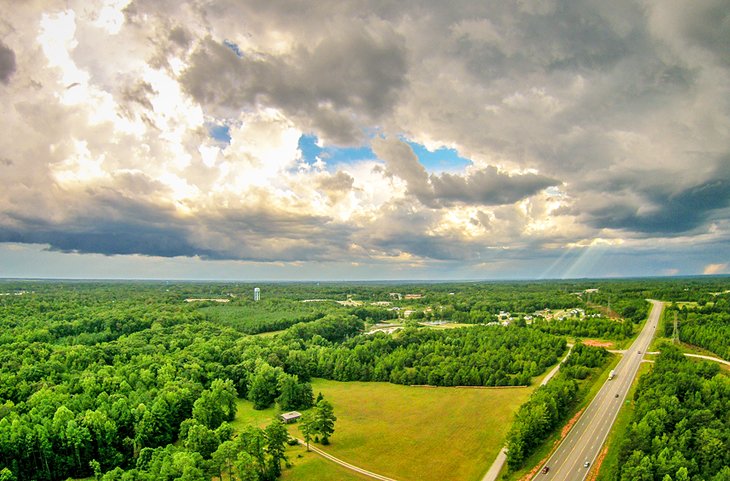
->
[234, 378, 534, 481]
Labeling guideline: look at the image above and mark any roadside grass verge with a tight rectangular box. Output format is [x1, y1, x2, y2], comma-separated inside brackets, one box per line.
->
[594, 362, 651, 481]
[499, 352, 619, 481]
[233, 378, 533, 481]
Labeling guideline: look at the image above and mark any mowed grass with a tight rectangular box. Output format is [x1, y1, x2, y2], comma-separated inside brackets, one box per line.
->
[233, 379, 533, 481]
[280, 444, 371, 481]
[310, 379, 531, 481]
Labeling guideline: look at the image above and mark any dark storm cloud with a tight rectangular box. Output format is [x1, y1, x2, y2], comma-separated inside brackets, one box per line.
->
[0, 195, 357, 262]
[660, 0, 730, 66]
[168, 26, 192, 48]
[0, 206, 209, 259]
[0, 221, 211, 258]
[0, 42, 16, 84]
[181, 27, 407, 144]
[431, 167, 559, 206]
[587, 160, 730, 234]
[373, 138, 560, 207]
[205, 207, 356, 262]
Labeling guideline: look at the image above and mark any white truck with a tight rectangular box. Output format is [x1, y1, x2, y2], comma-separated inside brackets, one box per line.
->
[608, 370, 616, 380]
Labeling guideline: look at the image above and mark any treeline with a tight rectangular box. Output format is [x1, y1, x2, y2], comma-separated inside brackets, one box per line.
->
[98, 419, 289, 481]
[614, 346, 730, 481]
[664, 297, 730, 360]
[531, 316, 634, 339]
[505, 343, 610, 469]
[0, 295, 201, 347]
[304, 326, 566, 387]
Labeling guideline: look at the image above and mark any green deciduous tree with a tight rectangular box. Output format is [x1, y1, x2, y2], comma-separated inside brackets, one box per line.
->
[192, 379, 237, 429]
[264, 420, 288, 478]
[275, 374, 313, 411]
[248, 363, 283, 410]
[313, 400, 337, 445]
[299, 412, 315, 452]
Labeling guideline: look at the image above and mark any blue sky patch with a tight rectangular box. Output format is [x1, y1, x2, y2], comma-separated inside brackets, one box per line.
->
[405, 140, 473, 172]
[298, 134, 473, 172]
[298, 134, 375, 166]
[224, 39, 243, 58]
[208, 123, 231, 145]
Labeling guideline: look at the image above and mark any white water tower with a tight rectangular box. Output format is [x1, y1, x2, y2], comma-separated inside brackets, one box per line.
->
[254, 287, 260, 301]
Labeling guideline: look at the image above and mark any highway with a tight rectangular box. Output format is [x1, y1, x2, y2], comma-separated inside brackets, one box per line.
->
[535, 300, 664, 481]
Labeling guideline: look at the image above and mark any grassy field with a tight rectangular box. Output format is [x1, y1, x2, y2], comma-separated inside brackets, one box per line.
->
[201, 300, 331, 334]
[233, 378, 534, 481]
[280, 444, 371, 481]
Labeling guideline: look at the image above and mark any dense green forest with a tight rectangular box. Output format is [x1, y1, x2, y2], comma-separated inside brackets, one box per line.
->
[307, 325, 565, 386]
[664, 295, 730, 360]
[613, 346, 730, 481]
[0, 277, 728, 481]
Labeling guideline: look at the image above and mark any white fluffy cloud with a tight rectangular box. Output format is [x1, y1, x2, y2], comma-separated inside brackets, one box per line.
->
[0, 0, 729, 278]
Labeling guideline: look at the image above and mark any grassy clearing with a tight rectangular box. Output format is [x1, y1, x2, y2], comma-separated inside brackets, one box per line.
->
[280, 443, 371, 481]
[233, 378, 533, 481]
[308, 379, 532, 481]
[567, 336, 632, 350]
[595, 362, 651, 481]
[427, 322, 476, 330]
[201, 301, 331, 334]
[231, 398, 279, 430]
[252, 329, 286, 337]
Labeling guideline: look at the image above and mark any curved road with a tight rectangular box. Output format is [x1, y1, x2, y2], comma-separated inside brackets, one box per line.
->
[535, 300, 663, 481]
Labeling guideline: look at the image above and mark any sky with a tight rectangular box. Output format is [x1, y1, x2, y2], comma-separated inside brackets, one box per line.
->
[0, 0, 728, 281]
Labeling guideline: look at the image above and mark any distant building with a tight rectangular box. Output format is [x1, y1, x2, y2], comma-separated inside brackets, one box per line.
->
[404, 294, 423, 299]
[280, 411, 301, 423]
[254, 287, 260, 301]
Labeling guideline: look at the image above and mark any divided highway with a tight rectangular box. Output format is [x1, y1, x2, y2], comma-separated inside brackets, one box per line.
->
[535, 300, 664, 481]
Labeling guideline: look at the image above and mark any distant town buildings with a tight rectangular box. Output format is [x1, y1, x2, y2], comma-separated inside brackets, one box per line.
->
[254, 287, 260, 301]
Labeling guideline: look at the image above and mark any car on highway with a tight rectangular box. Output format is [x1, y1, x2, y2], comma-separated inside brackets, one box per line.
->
[584, 461, 590, 468]
[542, 466, 549, 474]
